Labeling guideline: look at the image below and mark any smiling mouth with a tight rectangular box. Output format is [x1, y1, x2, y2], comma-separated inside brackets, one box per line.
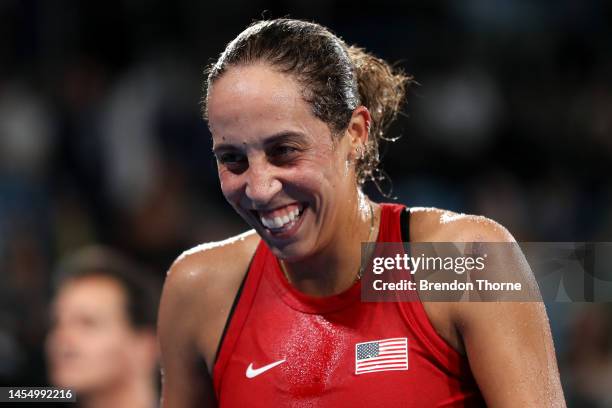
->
[250, 202, 308, 235]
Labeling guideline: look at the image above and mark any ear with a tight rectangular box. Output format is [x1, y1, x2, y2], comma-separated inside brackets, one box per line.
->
[346, 106, 371, 160]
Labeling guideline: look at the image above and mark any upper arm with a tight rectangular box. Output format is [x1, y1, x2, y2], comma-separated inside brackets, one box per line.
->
[457, 301, 564, 407]
[158, 231, 259, 407]
[158, 256, 217, 408]
[447, 218, 566, 407]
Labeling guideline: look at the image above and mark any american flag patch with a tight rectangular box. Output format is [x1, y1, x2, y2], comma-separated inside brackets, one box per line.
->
[355, 337, 408, 375]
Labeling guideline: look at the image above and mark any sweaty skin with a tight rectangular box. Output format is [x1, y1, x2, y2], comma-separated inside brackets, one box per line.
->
[158, 64, 566, 407]
[159, 210, 566, 407]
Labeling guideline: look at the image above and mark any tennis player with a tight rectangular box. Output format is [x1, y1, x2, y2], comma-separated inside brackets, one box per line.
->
[158, 19, 565, 407]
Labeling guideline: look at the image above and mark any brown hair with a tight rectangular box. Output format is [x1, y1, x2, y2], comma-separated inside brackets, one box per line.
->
[53, 246, 162, 331]
[203, 18, 412, 185]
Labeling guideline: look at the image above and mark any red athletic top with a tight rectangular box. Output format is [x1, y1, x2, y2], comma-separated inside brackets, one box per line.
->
[213, 203, 486, 407]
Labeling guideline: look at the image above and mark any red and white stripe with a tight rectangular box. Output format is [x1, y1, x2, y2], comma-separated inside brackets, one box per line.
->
[355, 337, 408, 375]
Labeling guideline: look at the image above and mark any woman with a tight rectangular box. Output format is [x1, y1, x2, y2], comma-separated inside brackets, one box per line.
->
[158, 19, 565, 407]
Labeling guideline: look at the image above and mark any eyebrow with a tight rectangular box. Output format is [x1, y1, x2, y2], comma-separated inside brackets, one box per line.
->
[212, 131, 307, 154]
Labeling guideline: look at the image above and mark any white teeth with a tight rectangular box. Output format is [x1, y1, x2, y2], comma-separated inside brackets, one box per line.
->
[258, 205, 304, 230]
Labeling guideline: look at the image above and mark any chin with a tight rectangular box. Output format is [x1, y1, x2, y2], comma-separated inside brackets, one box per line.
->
[51, 373, 85, 391]
[267, 241, 303, 262]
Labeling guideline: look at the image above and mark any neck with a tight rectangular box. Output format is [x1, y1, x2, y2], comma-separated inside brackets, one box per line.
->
[80, 376, 156, 408]
[282, 191, 379, 296]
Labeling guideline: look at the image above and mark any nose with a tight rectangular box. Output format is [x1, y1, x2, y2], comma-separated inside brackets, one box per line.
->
[244, 158, 282, 206]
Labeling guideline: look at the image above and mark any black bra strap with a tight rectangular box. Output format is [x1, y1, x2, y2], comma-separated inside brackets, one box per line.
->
[400, 207, 411, 242]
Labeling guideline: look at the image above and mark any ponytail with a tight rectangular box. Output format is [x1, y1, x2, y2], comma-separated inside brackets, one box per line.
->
[348, 45, 412, 184]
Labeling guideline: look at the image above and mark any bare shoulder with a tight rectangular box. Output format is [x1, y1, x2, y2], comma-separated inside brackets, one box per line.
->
[408, 206, 514, 243]
[159, 229, 260, 370]
[409, 207, 565, 407]
[166, 229, 261, 298]
[406, 207, 520, 355]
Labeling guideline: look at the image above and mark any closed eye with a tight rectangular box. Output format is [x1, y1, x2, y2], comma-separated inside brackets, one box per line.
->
[217, 152, 247, 164]
[214, 151, 248, 174]
[267, 145, 301, 165]
[272, 145, 298, 155]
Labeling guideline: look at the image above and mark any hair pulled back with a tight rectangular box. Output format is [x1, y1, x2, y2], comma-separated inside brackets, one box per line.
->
[204, 18, 412, 185]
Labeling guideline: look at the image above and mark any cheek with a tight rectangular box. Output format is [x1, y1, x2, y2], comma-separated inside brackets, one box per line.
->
[306, 150, 348, 188]
[84, 331, 131, 375]
[287, 149, 345, 192]
[291, 168, 328, 192]
[218, 170, 243, 201]
[51, 329, 129, 389]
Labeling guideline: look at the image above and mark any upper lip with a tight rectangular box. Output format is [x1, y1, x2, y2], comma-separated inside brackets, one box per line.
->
[249, 202, 300, 214]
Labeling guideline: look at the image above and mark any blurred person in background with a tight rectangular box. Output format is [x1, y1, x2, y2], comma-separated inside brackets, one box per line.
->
[564, 303, 612, 408]
[46, 246, 161, 408]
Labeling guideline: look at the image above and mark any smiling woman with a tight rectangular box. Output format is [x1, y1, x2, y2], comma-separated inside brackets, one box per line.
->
[157, 18, 565, 407]
[207, 62, 373, 264]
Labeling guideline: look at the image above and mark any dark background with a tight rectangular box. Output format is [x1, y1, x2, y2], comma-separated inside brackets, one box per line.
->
[1, 0, 611, 406]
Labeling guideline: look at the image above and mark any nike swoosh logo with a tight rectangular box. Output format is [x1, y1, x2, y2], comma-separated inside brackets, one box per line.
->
[245, 359, 286, 378]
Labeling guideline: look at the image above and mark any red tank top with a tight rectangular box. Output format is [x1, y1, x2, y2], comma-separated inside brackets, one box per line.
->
[213, 203, 486, 407]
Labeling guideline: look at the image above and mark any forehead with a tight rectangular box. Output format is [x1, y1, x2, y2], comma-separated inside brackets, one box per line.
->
[207, 64, 321, 142]
[55, 276, 127, 316]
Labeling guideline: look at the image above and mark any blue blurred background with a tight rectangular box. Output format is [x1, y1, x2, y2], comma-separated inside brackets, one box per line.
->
[0, 0, 611, 406]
